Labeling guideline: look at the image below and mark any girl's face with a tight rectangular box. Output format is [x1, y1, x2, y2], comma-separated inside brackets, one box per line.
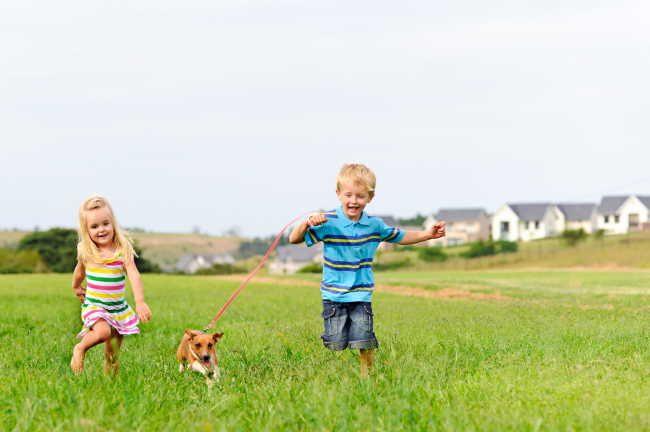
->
[86, 207, 115, 248]
[336, 181, 373, 221]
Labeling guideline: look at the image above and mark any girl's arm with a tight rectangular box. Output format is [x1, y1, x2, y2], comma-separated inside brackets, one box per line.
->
[124, 258, 152, 322]
[398, 222, 446, 245]
[72, 261, 86, 301]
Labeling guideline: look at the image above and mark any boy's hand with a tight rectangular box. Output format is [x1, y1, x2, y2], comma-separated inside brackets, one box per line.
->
[73, 285, 86, 302]
[306, 213, 328, 227]
[136, 302, 152, 323]
[430, 221, 446, 239]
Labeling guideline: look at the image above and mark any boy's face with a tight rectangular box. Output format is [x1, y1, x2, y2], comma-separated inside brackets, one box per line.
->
[336, 181, 373, 221]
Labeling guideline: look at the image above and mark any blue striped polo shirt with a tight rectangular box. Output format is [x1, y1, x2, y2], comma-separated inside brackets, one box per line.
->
[304, 206, 405, 302]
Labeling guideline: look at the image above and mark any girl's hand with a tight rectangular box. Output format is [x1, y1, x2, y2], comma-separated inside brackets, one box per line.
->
[306, 213, 328, 227]
[430, 221, 446, 239]
[136, 302, 152, 323]
[73, 285, 86, 302]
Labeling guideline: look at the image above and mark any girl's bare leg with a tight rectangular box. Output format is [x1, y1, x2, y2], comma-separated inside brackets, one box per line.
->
[104, 329, 123, 375]
[360, 348, 374, 378]
[71, 319, 111, 374]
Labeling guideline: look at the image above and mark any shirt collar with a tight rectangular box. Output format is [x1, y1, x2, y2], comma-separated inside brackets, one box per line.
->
[337, 206, 371, 227]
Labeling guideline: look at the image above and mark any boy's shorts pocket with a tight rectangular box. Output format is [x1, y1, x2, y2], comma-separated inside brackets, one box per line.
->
[322, 302, 337, 337]
[362, 303, 374, 327]
[322, 303, 336, 319]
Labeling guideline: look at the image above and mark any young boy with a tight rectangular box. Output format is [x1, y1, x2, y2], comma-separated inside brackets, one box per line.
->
[288, 163, 446, 377]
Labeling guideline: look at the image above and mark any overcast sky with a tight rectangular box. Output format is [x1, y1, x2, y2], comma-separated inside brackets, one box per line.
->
[2, 1, 649, 237]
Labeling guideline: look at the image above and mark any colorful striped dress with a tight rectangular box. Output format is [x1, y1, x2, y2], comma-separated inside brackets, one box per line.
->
[77, 253, 140, 338]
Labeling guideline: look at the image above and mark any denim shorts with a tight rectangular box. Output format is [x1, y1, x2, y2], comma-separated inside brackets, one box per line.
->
[321, 299, 378, 351]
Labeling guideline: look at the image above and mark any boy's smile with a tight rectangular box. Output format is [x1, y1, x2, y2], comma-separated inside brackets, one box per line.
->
[336, 181, 373, 221]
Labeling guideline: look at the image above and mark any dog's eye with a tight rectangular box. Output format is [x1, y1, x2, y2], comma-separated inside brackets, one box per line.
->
[207, 343, 212, 348]
[195, 343, 201, 348]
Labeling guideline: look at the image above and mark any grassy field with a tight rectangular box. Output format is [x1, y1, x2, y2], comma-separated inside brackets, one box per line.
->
[3, 270, 650, 431]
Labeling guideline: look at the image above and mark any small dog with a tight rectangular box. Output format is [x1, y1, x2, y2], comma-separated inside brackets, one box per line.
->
[177, 329, 224, 380]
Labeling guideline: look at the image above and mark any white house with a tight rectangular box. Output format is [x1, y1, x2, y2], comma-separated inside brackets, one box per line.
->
[556, 203, 597, 234]
[269, 244, 323, 275]
[175, 253, 236, 274]
[491, 203, 563, 242]
[596, 195, 650, 234]
[424, 208, 490, 246]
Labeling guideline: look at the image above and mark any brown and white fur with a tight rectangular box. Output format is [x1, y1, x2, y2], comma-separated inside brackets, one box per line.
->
[176, 329, 224, 380]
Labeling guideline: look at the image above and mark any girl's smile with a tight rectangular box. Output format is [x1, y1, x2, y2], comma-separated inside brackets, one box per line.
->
[86, 207, 115, 249]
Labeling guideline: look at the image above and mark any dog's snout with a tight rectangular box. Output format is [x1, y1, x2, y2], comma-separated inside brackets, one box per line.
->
[202, 355, 211, 362]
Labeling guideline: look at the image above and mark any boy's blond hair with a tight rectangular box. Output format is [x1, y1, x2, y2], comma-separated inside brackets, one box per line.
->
[77, 195, 136, 265]
[336, 163, 376, 197]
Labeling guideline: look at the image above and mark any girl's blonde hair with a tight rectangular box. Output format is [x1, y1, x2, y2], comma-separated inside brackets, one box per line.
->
[77, 195, 136, 265]
[336, 163, 376, 198]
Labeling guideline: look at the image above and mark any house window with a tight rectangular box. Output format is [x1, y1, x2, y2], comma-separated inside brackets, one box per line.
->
[526, 221, 531, 230]
[500, 221, 509, 233]
[535, 221, 540, 229]
[614, 215, 620, 223]
[604, 215, 609, 223]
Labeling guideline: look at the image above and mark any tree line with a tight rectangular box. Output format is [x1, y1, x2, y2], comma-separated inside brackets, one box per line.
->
[0, 228, 160, 274]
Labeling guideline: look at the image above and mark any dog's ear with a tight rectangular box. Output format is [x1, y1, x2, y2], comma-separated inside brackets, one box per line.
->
[185, 329, 199, 340]
[212, 332, 224, 342]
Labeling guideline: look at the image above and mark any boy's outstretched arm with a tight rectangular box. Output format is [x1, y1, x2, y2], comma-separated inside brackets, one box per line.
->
[398, 221, 446, 245]
[289, 213, 328, 244]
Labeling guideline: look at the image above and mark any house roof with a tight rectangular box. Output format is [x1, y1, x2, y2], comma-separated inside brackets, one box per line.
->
[556, 203, 596, 221]
[598, 196, 628, 214]
[507, 203, 553, 221]
[275, 244, 321, 262]
[435, 208, 486, 222]
[637, 196, 650, 209]
[374, 215, 398, 227]
[175, 254, 201, 269]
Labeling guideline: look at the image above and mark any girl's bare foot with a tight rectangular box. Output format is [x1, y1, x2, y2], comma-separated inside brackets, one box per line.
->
[71, 344, 85, 374]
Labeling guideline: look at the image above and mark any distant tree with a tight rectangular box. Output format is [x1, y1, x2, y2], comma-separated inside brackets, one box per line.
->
[495, 240, 518, 254]
[298, 262, 323, 273]
[397, 213, 426, 227]
[562, 229, 588, 247]
[18, 228, 77, 272]
[593, 229, 606, 241]
[237, 234, 289, 259]
[18, 228, 160, 273]
[417, 247, 448, 262]
[0, 248, 47, 273]
[222, 226, 242, 237]
[133, 242, 161, 273]
[195, 262, 245, 275]
[461, 241, 497, 258]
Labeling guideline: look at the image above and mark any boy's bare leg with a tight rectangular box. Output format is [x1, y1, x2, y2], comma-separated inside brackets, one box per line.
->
[360, 348, 374, 378]
[71, 319, 111, 374]
[104, 329, 123, 376]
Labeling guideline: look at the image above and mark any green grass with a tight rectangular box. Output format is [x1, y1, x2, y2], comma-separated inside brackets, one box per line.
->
[3, 272, 650, 431]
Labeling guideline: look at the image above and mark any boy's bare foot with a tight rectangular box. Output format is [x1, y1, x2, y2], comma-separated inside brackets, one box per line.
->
[71, 344, 85, 374]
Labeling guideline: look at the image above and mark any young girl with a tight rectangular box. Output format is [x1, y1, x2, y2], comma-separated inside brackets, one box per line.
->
[70, 195, 152, 374]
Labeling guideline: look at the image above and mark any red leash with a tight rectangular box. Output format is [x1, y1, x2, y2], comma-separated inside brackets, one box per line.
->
[202, 212, 311, 332]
